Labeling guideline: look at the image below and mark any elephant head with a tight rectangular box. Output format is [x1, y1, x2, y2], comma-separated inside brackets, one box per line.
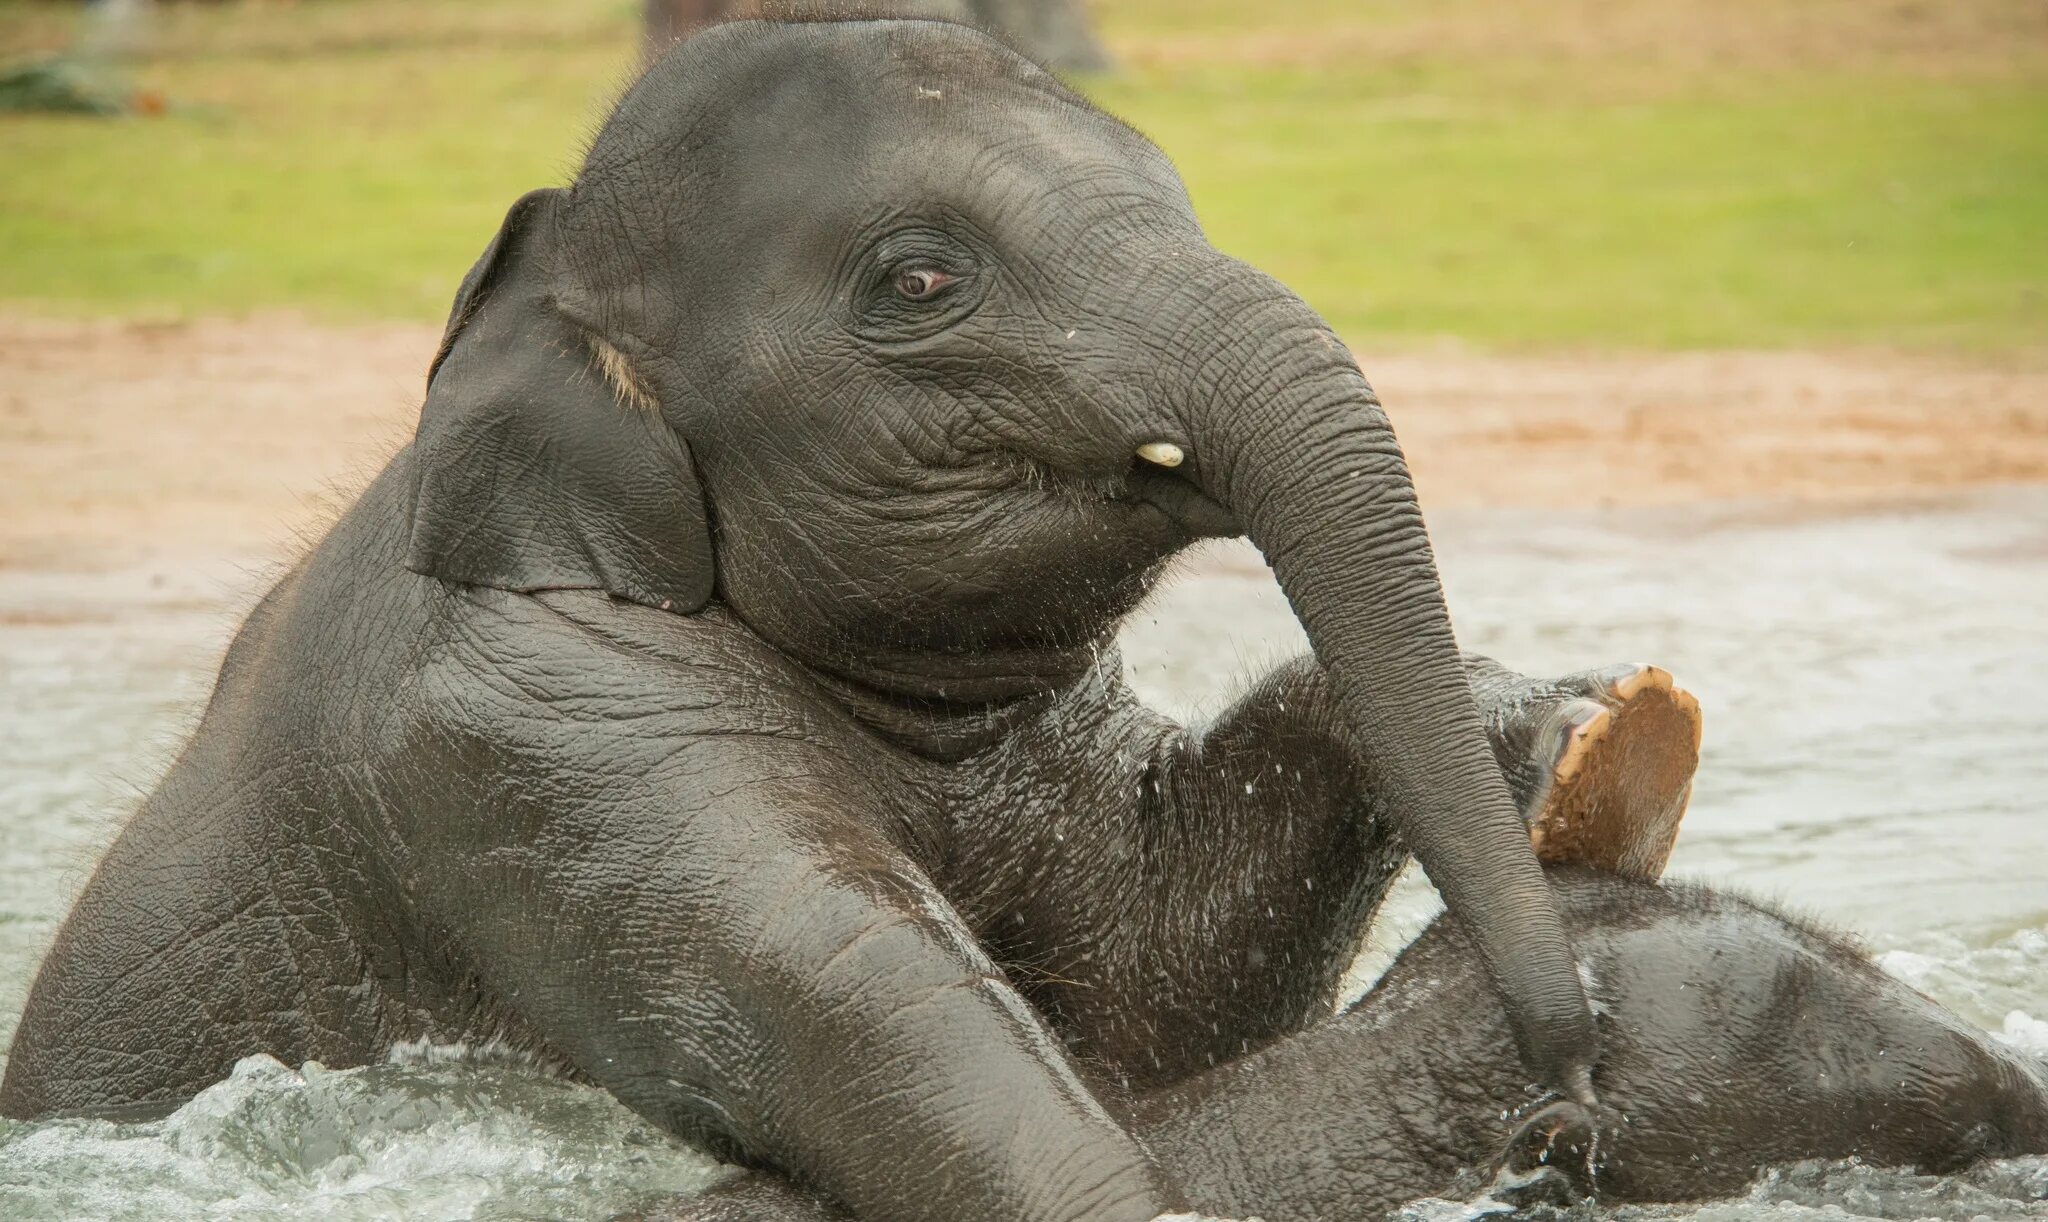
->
[407, 18, 1597, 1101]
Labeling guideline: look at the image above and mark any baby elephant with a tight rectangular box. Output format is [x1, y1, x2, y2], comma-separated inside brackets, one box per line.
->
[8, 17, 1703, 1221]
[648, 868, 2048, 1221]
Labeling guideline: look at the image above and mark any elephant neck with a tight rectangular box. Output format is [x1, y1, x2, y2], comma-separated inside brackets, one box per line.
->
[804, 644, 1115, 763]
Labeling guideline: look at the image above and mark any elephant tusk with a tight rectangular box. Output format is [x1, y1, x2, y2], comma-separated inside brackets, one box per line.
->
[1136, 442, 1185, 468]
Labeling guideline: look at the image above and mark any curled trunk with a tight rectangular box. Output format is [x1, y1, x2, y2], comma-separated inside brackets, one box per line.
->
[1140, 256, 1598, 1096]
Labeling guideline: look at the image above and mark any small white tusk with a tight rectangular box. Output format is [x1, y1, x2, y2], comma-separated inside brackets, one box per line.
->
[1135, 441, 1185, 468]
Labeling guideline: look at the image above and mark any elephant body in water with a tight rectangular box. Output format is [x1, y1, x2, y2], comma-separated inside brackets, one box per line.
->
[1, 16, 2029, 1222]
[655, 868, 2048, 1220]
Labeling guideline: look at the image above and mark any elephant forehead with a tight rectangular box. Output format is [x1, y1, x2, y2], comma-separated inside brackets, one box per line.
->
[680, 16, 1086, 127]
[585, 19, 1183, 235]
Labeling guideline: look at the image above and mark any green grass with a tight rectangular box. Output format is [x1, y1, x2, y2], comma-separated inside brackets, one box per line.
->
[1099, 69, 2048, 350]
[0, 2, 637, 321]
[1, 0, 2044, 350]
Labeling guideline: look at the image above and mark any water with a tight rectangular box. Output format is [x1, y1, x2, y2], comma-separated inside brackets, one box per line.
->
[0, 1055, 729, 1221]
[4, 489, 2046, 1219]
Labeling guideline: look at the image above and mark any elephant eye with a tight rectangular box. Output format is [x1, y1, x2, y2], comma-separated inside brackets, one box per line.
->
[851, 233, 981, 342]
[894, 266, 955, 301]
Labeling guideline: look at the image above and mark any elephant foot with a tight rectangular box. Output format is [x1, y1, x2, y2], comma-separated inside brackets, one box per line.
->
[1490, 1099, 1605, 1208]
[1520, 664, 1701, 880]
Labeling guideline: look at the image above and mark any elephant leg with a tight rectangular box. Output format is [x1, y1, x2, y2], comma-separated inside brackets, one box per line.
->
[1465, 656, 1702, 880]
[1034, 654, 1698, 1086]
[943, 653, 1700, 1090]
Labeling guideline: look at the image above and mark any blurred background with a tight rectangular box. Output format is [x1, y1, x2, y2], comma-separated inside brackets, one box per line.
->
[1, 4, 2047, 1218]
[3, 0, 2045, 561]
[4, 0, 2044, 344]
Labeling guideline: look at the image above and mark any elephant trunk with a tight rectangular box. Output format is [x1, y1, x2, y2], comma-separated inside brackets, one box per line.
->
[1143, 258, 1597, 1098]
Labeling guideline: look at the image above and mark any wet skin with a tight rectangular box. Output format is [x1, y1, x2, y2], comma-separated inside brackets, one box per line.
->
[5, 19, 1636, 1221]
[648, 868, 2048, 1221]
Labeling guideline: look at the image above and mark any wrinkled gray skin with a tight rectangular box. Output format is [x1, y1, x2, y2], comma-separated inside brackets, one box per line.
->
[3, 19, 1605, 1221]
[649, 869, 2048, 1221]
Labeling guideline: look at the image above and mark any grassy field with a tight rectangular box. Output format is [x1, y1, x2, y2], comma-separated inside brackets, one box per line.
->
[1, 0, 2044, 350]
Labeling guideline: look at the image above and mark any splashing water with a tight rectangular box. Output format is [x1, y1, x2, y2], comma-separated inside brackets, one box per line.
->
[0, 1053, 727, 1221]
[1875, 926, 2048, 1051]
[1392, 1155, 2048, 1221]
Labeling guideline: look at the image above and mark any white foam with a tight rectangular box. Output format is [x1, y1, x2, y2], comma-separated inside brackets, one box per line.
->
[0, 1055, 729, 1221]
[1997, 1010, 2048, 1058]
[1875, 926, 2048, 1035]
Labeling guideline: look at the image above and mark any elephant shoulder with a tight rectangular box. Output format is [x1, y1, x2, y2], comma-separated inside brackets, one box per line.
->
[402, 587, 897, 808]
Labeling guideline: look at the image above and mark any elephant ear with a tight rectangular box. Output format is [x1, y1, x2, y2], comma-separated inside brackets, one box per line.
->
[406, 188, 715, 613]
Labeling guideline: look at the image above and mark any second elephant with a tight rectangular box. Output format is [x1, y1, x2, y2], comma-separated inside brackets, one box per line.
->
[650, 867, 2048, 1220]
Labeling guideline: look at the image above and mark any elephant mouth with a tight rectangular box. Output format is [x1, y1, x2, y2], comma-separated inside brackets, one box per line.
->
[1121, 463, 1241, 539]
[968, 452, 1239, 541]
[845, 465, 1234, 702]
[796, 462, 1237, 709]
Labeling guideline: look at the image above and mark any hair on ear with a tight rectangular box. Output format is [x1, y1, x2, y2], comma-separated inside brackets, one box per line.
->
[405, 188, 716, 614]
[586, 332, 659, 414]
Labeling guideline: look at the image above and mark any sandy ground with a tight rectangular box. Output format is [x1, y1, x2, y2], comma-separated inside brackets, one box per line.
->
[2, 313, 2045, 575]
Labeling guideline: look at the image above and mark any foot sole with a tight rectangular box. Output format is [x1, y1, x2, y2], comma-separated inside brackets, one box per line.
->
[1527, 665, 1702, 880]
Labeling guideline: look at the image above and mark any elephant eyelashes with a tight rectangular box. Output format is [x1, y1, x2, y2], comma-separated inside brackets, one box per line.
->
[850, 235, 982, 343]
[894, 266, 954, 301]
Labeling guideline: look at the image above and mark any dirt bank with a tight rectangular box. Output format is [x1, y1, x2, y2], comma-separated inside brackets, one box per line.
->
[3, 314, 2044, 572]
